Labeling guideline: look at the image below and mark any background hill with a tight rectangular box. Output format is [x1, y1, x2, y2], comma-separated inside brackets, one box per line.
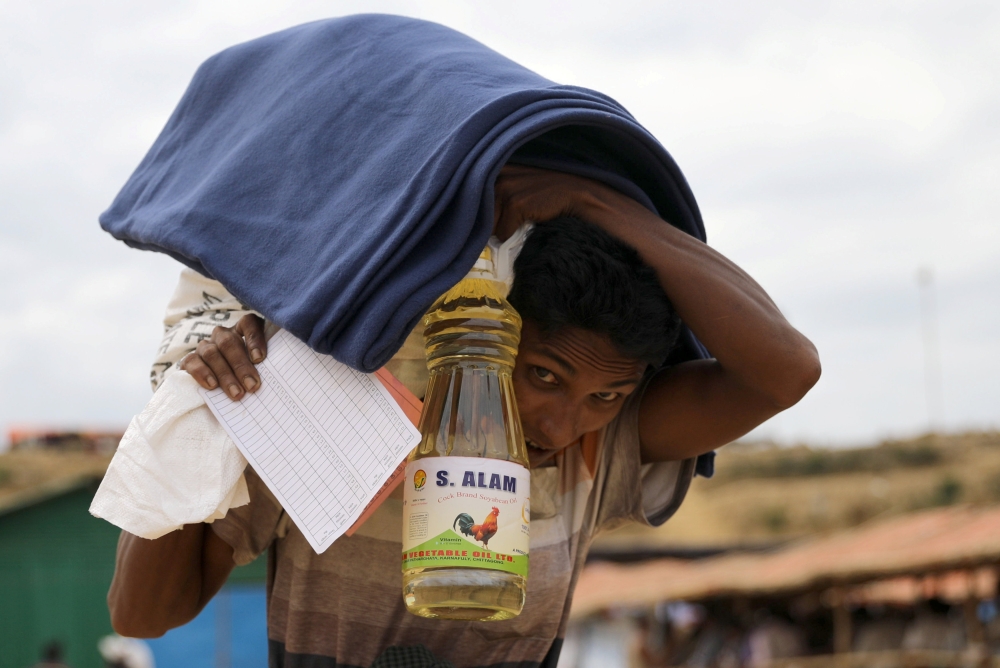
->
[592, 430, 1000, 552]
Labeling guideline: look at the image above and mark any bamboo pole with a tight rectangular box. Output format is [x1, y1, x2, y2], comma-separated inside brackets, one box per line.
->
[829, 587, 852, 655]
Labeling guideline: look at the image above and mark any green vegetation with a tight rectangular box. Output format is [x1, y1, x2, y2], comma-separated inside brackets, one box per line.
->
[905, 475, 964, 510]
[985, 471, 1000, 501]
[759, 506, 789, 532]
[925, 475, 963, 507]
[932, 476, 963, 506]
[721, 439, 943, 480]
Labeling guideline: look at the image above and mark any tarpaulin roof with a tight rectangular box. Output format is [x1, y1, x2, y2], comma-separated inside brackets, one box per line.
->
[573, 504, 1000, 618]
[0, 450, 111, 517]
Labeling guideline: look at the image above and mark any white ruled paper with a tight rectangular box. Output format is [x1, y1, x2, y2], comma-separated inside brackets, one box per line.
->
[200, 329, 421, 554]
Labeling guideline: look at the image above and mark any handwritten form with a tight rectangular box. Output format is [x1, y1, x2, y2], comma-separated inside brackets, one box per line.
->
[200, 329, 421, 554]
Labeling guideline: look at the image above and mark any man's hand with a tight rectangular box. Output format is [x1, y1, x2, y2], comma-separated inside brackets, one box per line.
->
[493, 165, 611, 239]
[180, 314, 267, 400]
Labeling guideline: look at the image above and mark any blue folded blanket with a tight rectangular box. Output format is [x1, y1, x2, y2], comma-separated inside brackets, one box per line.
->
[100, 14, 707, 373]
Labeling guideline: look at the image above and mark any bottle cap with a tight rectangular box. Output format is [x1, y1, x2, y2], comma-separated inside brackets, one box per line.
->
[469, 246, 497, 278]
[466, 223, 534, 295]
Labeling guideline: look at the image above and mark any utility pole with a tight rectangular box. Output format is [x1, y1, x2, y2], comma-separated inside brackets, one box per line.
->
[917, 267, 944, 433]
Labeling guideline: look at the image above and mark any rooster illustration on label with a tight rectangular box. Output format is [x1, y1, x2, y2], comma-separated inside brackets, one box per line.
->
[453, 507, 499, 548]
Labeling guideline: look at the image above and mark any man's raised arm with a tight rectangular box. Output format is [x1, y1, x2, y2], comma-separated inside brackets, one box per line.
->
[493, 165, 821, 462]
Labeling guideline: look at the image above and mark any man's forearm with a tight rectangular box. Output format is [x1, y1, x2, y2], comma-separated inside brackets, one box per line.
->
[583, 189, 820, 409]
[108, 524, 234, 637]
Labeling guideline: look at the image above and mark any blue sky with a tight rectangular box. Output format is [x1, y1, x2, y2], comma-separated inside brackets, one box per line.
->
[1, 0, 997, 448]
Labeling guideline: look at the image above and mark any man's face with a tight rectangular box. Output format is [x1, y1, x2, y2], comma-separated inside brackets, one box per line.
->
[513, 319, 648, 467]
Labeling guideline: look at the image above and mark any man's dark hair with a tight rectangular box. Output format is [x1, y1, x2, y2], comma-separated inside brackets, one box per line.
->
[41, 640, 65, 662]
[508, 217, 682, 365]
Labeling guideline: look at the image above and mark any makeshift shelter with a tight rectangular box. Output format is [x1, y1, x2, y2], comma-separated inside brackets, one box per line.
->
[573, 505, 1000, 666]
[0, 450, 267, 668]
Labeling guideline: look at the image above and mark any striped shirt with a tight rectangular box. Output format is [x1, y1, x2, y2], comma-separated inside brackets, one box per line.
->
[154, 270, 695, 667]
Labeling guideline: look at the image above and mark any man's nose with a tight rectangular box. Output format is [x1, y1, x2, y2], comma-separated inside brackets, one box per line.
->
[534, 403, 580, 450]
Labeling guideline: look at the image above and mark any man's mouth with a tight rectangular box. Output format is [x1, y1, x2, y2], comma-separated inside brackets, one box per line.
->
[525, 437, 558, 464]
[525, 437, 547, 452]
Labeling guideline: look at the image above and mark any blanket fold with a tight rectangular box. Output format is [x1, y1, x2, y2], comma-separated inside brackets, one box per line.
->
[100, 13, 706, 372]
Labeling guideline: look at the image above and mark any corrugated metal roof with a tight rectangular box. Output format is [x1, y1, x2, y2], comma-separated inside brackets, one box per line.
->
[573, 504, 1000, 618]
[0, 450, 111, 516]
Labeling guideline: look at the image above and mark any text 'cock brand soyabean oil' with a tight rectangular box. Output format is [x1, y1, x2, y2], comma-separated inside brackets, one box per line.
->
[402, 245, 530, 621]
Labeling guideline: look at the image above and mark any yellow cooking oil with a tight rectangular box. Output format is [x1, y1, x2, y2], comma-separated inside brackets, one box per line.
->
[401, 245, 530, 621]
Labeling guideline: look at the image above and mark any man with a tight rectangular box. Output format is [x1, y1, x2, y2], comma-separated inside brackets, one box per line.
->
[107, 165, 820, 667]
[32, 641, 71, 668]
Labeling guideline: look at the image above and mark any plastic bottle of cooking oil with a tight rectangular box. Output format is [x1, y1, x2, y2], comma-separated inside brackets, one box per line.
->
[402, 244, 530, 621]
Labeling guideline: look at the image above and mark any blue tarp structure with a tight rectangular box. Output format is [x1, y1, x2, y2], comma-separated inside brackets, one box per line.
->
[147, 585, 268, 668]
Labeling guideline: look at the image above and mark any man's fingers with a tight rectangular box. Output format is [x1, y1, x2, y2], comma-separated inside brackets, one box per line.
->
[180, 353, 218, 391]
[197, 340, 245, 400]
[179, 316, 266, 401]
[235, 314, 267, 364]
[493, 185, 525, 239]
[212, 326, 261, 395]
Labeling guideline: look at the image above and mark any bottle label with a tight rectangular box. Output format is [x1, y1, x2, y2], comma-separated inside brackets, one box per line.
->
[402, 457, 529, 578]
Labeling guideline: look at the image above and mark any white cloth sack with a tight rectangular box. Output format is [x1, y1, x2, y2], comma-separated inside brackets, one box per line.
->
[90, 371, 248, 539]
[489, 222, 533, 293]
[98, 635, 156, 668]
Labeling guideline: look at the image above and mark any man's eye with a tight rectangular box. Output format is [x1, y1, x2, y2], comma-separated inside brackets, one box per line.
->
[533, 367, 557, 384]
[593, 391, 620, 402]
